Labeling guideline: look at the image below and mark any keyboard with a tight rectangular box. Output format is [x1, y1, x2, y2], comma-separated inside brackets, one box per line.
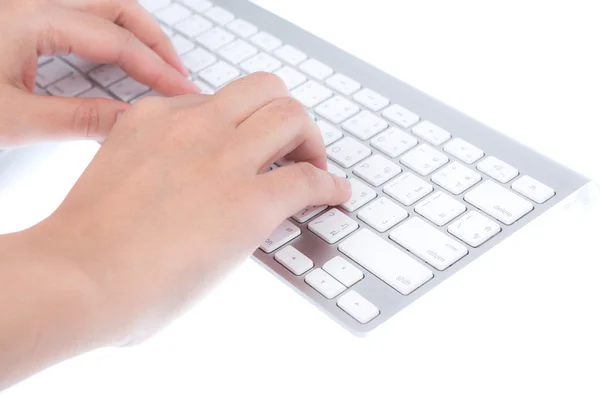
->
[30, 0, 590, 335]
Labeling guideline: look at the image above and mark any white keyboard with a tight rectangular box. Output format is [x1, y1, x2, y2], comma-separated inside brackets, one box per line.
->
[29, 0, 590, 335]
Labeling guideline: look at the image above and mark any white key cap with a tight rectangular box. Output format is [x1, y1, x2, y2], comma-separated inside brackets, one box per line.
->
[391, 217, 468, 270]
[327, 161, 347, 178]
[218, 40, 258, 64]
[315, 96, 360, 124]
[477, 156, 519, 183]
[291, 81, 333, 108]
[415, 191, 466, 226]
[308, 209, 359, 244]
[432, 162, 482, 195]
[174, 14, 213, 37]
[171, 34, 195, 55]
[342, 111, 388, 140]
[240, 53, 282, 73]
[323, 257, 364, 287]
[78, 87, 114, 100]
[154, 3, 191, 25]
[199, 61, 240, 87]
[340, 229, 433, 295]
[260, 220, 301, 253]
[226, 19, 258, 38]
[193, 79, 215, 94]
[358, 197, 408, 232]
[108, 77, 150, 102]
[299, 59, 333, 80]
[382, 104, 420, 129]
[317, 120, 343, 146]
[140, 0, 171, 13]
[274, 45, 307, 65]
[181, 47, 217, 73]
[511, 175, 555, 204]
[353, 88, 389, 112]
[34, 85, 48, 95]
[341, 178, 377, 212]
[179, 0, 212, 13]
[412, 120, 451, 146]
[400, 144, 449, 176]
[448, 211, 501, 247]
[37, 56, 53, 66]
[325, 73, 361, 96]
[196, 27, 235, 51]
[305, 269, 346, 299]
[293, 205, 328, 223]
[337, 290, 379, 324]
[370, 127, 418, 157]
[160, 24, 175, 37]
[273, 66, 307, 90]
[274, 246, 313, 275]
[384, 172, 433, 206]
[353, 154, 401, 187]
[464, 180, 534, 225]
[62, 54, 99, 73]
[46, 73, 92, 97]
[89, 64, 126, 88]
[250, 31, 282, 51]
[204, 6, 234, 25]
[327, 137, 371, 168]
[443, 138, 484, 164]
[36, 59, 73, 88]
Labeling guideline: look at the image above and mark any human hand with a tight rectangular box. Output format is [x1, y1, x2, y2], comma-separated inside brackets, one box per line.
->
[0, 0, 199, 148]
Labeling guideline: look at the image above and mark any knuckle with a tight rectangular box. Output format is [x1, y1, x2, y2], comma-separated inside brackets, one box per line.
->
[248, 71, 288, 94]
[271, 97, 308, 123]
[72, 99, 101, 138]
[296, 162, 319, 187]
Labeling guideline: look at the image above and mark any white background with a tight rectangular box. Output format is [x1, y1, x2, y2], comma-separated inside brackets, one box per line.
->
[2, 0, 600, 394]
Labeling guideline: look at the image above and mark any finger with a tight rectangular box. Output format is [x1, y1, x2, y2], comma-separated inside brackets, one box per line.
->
[55, 0, 188, 76]
[166, 93, 214, 108]
[235, 97, 327, 171]
[36, 9, 199, 96]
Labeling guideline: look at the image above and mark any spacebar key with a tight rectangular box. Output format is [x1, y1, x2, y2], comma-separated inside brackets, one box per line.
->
[339, 229, 433, 295]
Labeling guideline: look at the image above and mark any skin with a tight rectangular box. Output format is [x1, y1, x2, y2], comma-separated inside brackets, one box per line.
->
[0, 0, 351, 390]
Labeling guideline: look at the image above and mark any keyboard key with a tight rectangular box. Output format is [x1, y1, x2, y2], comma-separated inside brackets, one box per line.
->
[327, 137, 371, 168]
[325, 73, 361, 96]
[299, 59, 333, 80]
[370, 127, 418, 157]
[382, 104, 420, 129]
[383, 172, 433, 206]
[327, 161, 347, 178]
[305, 268, 346, 299]
[196, 27, 235, 51]
[353, 88, 389, 112]
[34, 85, 48, 95]
[171, 35, 195, 55]
[192, 79, 215, 94]
[273, 66, 307, 89]
[36, 59, 73, 88]
[140, 0, 171, 13]
[78, 87, 114, 100]
[400, 144, 449, 176]
[412, 120, 451, 145]
[342, 111, 388, 140]
[317, 120, 343, 146]
[432, 162, 482, 195]
[199, 61, 240, 87]
[465, 180, 533, 225]
[341, 178, 377, 212]
[89, 64, 127, 88]
[160, 24, 174, 37]
[108, 77, 150, 102]
[204, 6, 234, 25]
[46, 73, 92, 97]
[390, 217, 468, 270]
[353, 154, 401, 187]
[260, 220, 301, 253]
[291, 81, 333, 108]
[181, 47, 217, 72]
[315, 96, 360, 124]
[274, 246, 313, 275]
[337, 290, 379, 324]
[37, 56, 53, 66]
[511, 175, 555, 204]
[274, 44, 307, 65]
[226, 18, 258, 38]
[308, 208, 359, 244]
[154, 3, 191, 25]
[179, 0, 212, 13]
[448, 211, 501, 247]
[477, 156, 519, 183]
[322, 257, 364, 287]
[250, 31, 282, 51]
[218, 40, 258, 64]
[358, 197, 408, 232]
[415, 191, 466, 226]
[62, 54, 99, 73]
[340, 229, 433, 295]
[174, 14, 213, 37]
[240, 52, 282, 73]
[293, 205, 328, 223]
[443, 138, 484, 164]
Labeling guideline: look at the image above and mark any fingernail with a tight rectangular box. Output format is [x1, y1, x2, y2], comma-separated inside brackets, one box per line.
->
[339, 177, 352, 193]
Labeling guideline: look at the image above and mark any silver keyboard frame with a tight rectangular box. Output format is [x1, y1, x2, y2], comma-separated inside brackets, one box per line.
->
[215, 0, 593, 335]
